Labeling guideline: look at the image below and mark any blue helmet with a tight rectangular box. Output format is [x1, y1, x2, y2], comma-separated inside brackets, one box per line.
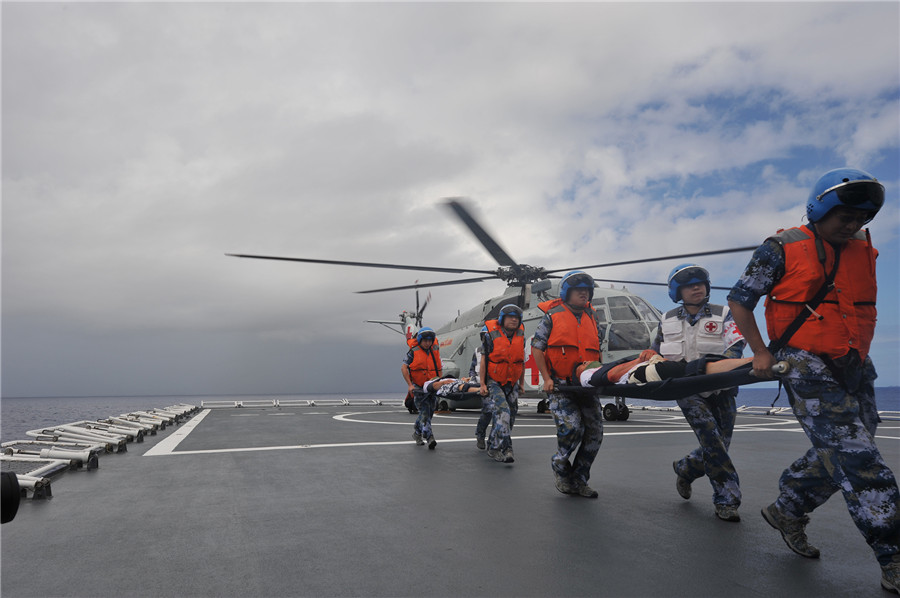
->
[497, 303, 523, 327]
[807, 168, 884, 224]
[559, 270, 595, 302]
[416, 327, 436, 344]
[667, 263, 710, 303]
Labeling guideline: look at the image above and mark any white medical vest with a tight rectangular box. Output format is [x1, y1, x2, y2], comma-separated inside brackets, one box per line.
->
[659, 304, 730, 362]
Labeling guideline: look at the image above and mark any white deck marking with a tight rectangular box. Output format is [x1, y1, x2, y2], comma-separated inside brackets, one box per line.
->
[143, 409, 212, 456]
[140, 407, 873, 456]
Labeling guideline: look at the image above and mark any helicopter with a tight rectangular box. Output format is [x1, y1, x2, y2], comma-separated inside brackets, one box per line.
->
[227, 199, 755, 420]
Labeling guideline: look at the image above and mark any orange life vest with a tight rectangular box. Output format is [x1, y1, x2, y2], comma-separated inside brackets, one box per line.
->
[408, 341, 442, 387]
[484, 319, 526, 384]
[764, 226, 877, 361]
[537, 298, 601, 379]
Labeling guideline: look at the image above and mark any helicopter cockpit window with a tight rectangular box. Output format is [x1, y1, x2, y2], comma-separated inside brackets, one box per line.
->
[591, 303, 608, 324]
[607, 296, 640, 321]
[630, 296, 661, 323]
[607, 322, 652, 351]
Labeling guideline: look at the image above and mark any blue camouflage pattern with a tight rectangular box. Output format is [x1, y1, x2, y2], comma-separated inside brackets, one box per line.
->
[730, 236, 899, 566]
[476, 398, 492, 440]
[776, 366, 899, 566]
[674, 389, 741, 506]
[548, 390, 604, 486]
[653, 301, 746, 507]
[485, 381, 518, 451]
[412, 388, 436, 440]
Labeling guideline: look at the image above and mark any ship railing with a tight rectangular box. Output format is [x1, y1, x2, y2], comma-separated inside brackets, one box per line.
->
[63, 420, 144, 443]
[2, 445, 99, 470]
[736, 405, 794, 416]
[201, 398, 390, 409]
[26, 425, 127, 453]
[0, 456, 69, 498]
[102, 416, 159, 435]
[2, 439, 108, 454]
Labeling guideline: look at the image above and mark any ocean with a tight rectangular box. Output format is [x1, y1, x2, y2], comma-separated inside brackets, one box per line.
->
[2, 387, 898, 444]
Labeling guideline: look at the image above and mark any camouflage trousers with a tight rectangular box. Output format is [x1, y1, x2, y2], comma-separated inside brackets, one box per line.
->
[475, 394, 492, 439]
[777, 377, 900, 566]
[549, 390, 603, 485]
[674, 389, 740, 506]
[413, 389, 437, 439]
[485, 382, 518, 451]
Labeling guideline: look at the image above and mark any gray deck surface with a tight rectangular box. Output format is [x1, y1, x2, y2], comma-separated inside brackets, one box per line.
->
[2, 402, 898, 597]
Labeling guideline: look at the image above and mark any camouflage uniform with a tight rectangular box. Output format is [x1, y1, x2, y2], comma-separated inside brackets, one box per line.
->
[485, 382, 518, 452]
[532, 312, 604, 487]
[652, 304, 746, 508]
[481, 332, 519, 452]
[729, 239, 900, 566]
[412, 390, 436, 439]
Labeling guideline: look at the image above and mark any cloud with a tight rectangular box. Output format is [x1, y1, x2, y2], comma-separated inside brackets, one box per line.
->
[3, 2, 898, 396]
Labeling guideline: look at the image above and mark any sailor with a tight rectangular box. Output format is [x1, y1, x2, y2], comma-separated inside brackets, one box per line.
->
[652, 263, 746, 522]
[727, 168, 899, 593]
[401, 327, 442, 450]
[531, 271, 604, 498]
[479, 304, 526, 464]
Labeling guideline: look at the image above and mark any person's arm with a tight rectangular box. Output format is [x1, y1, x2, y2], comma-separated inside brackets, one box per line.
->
[727, 302, 775, 378]
[726, 239, 784, 379]
[401, 363, 415, 391]
[650, 322, 663, 354]
[531, 348, 555, 393]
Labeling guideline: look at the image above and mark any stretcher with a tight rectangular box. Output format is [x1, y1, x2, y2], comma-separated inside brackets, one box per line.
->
[556, 362, 788, 421]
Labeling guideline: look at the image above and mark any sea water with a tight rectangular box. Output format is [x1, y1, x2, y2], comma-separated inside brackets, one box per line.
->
[1, 388, 898, 444]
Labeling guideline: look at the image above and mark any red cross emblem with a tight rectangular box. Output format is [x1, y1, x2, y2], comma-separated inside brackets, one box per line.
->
[704, 321, 719, 333]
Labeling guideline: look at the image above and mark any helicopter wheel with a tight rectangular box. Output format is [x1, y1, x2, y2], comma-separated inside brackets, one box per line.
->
[617, 405, 630, 421]
[537, 399, 548, 414]
[602, 403, 619, 421]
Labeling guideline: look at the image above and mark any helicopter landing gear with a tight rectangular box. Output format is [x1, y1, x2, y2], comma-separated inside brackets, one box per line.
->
[602, 398, 629, 421]
[537, 399, 548, 414]
[602, 403, 618, 421]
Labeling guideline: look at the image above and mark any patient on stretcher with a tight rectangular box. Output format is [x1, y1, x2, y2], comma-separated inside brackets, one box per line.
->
[423, 376, 482, 397]
[576, 350, 753, 388]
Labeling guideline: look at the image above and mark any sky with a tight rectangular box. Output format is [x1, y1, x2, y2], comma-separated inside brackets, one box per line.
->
[2, 1, 898, 398]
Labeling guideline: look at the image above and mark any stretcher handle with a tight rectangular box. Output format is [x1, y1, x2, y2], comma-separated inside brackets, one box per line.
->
[750, 361, 791, 377]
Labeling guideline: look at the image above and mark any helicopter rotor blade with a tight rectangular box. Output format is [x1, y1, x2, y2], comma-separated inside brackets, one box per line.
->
[417, 291, 431, 322]
[443, 199, 519, 268]
[544, 245, 758, 274]
[356, 275, 498, 294]
[226, 253, 496, 275]
[591, 278, 733, 291]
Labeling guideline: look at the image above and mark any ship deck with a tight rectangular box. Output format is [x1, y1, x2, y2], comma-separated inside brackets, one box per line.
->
[2, 401, 898, 597]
